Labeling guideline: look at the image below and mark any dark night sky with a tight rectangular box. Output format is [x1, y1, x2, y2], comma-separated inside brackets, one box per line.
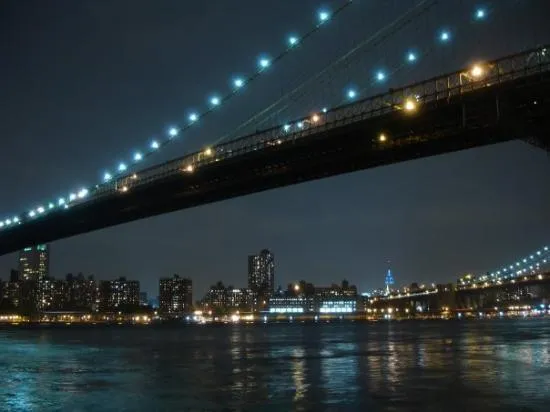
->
[0, 0, 549, 298]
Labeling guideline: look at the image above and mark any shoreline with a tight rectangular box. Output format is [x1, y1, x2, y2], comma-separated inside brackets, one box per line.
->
[1, 315, 549, 329]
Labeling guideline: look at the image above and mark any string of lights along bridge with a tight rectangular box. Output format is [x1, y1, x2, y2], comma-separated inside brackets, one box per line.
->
[0, 0, 351, 230]
[312, 2, 489, 125]
[475, 245, 550, 284]
[0, 2, 491, 231]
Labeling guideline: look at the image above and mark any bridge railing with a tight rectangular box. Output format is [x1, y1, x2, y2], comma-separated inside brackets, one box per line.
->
[81, 45, 550, 205]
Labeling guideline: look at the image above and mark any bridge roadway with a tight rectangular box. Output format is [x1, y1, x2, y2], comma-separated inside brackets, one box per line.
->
[0, 46, 549, 254]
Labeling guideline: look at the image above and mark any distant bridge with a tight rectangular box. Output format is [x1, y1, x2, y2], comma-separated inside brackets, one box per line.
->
[368, 270, 550, 314]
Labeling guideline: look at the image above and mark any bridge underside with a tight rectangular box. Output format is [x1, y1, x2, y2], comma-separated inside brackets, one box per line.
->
[1, 72, 549, 255]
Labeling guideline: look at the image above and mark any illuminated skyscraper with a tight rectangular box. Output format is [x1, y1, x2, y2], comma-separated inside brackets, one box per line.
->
[18, 244, 49, 281]
[248, 249, 275, 296]
[385, 268, 395, 295]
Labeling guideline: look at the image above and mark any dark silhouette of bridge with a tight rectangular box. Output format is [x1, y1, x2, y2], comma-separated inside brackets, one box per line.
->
[0, 46, 548, 255]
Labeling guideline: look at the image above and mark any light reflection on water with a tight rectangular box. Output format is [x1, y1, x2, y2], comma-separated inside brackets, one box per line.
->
[0, 320, 549, 411]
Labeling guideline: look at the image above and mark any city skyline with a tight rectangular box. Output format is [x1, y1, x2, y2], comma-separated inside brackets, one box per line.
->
[0, 0, 549, 297]
[3, 241, 548, 299]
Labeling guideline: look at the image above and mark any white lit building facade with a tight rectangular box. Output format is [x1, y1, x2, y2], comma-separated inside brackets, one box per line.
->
[268, 296, 313, 314]
[267, 280, 358, 316]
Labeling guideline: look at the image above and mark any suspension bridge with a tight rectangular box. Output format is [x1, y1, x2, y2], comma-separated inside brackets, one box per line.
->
[0, 1, 548, 256]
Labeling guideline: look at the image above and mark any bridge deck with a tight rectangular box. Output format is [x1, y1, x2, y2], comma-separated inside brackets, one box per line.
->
[0, 46, 549, 254]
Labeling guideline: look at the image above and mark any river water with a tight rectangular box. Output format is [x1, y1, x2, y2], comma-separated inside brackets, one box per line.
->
[0, 320, 549, 411]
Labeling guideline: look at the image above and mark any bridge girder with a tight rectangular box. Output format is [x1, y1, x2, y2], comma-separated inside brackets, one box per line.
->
[0, 70, 549, 255]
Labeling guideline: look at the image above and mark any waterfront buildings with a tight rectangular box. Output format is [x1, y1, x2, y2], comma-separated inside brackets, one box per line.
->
[268, 295, 313, 314]
[2, 279, 20, 307]
[268, 280, 358, 315]
[3, 242, 547, 322]
[227, 287, 256, 311]
[99, 277, 140, 311]
[66, 273, 98, 310]
[159, 275, 192, 316]
[36, 278, 67, 310]
[200, 282, 256, 314]
[204, 281, 228, 312]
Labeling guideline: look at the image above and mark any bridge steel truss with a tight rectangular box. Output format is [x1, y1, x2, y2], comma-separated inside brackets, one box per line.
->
[102, 45, 550, 193]
[1, 45, 549, 254]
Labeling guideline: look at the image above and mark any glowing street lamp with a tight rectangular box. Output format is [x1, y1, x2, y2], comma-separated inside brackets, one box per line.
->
[404, 99, 418, 112]
[470, 64, 485, 78]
